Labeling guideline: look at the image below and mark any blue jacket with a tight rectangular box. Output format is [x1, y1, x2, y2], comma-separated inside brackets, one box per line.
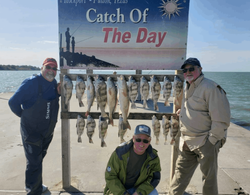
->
[8, 73, 58, 117]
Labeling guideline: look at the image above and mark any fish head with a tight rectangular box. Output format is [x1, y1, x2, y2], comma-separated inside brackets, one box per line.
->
[117, 75, 126, 88]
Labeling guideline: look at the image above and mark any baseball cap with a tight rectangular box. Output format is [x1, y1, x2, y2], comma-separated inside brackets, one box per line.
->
[43, 58, 58, 67]
[134, 124, 151, 137]
[181, 58, 201, 69]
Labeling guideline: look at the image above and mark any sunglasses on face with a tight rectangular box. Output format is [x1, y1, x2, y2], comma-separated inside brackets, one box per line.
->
[135, 138, 150, 144]
[182, 67, 195, 73]
[46, 66, 58, 71]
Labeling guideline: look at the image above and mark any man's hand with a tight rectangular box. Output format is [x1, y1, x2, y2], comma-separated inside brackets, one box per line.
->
[57, 82, 61, 95]
[176, 109, 181, 116]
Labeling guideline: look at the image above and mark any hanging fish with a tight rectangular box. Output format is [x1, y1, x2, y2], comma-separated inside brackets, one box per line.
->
[117, 75, 131, 130]
[128, 76, 138, 109]
[140, 76, 149, 108]
[75, 76, 86, 107]
[170, 116, 179, 145]
[162, 76, 172, 106]
[173, 76, 183, 107]
[162, 115, 170, 145]
[99, 115, 108, 147]
[95, 75, 108, 118]
[86, 115, 96, 144]
[118, 115, 127, 144]
[62, 75, 73, 110]
[150, 75, 161, 111]
[152, 115, 161, 145]
[76, 114, 85, 143]
[107, 76, 117, 126]
[85, 76, 95, 116]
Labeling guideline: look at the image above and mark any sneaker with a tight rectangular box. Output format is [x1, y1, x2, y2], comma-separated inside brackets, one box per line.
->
[25, 187, 31, 193]
[25, 184, 48, 193]
[42, 184, 48, 192]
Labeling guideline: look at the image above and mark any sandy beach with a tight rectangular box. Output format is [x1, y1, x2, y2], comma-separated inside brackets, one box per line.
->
[1, 92, 250, 195]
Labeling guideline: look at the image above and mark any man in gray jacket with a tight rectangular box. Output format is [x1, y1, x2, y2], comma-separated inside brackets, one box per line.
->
[169, 58, 231, 195]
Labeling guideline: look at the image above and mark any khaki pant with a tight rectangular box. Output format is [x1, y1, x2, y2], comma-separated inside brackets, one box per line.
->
[169, 139, 221, 195]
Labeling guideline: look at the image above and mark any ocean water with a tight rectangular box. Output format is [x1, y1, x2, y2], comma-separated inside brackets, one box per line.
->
[1, 70, 249, 131]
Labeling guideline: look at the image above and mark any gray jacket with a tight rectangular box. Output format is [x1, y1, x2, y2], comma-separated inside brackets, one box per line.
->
[179, 74, 231, 151]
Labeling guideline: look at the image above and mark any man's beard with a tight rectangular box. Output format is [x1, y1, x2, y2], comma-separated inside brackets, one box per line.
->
[185, 75, 194, 83]
[45, 72, 55, 81]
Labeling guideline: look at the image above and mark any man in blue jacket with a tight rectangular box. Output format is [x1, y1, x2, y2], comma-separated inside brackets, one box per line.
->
[8, 58, 60, 195]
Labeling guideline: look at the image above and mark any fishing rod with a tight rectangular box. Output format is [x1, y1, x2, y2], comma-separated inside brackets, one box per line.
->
[71, 23, 82, 36]
[76, 36, 94, 44]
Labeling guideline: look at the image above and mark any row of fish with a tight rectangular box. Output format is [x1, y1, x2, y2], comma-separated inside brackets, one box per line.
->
[152, 115, 179, 145]
[63, 74, 183, 129]
[76, 114, 127, 147]
[76, 114, 108, 147]
[76, 114, 179, 147]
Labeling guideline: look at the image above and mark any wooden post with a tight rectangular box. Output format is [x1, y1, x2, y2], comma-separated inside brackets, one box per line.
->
[170, 70, 183, 182]
[136, 70, 142, 101]
[60, 69, 71, 189]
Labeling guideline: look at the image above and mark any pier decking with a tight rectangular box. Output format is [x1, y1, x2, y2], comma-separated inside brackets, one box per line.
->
[0, 93, 249, 195]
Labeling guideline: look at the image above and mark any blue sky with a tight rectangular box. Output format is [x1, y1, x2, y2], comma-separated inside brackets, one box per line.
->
[0, 0, 249, 71]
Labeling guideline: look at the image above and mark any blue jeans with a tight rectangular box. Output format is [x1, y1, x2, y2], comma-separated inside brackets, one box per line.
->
[127, 187, 158, 195]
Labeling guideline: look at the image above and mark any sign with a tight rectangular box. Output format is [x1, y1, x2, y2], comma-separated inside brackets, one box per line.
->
[58, 0, 190, 70]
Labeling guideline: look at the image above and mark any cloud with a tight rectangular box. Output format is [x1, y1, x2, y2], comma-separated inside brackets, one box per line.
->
[187, 47, 250, 72]
[9, 47, 26, 51]
[37, 40, 58, 44]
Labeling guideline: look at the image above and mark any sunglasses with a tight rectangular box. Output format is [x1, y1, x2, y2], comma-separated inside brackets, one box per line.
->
[182, 67, 195, 73]
[135, 138, 150, 144]
[46, 66, 58, 71]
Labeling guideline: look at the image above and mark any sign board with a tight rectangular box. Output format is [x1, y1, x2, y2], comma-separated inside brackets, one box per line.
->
[58, 0, 190, 70]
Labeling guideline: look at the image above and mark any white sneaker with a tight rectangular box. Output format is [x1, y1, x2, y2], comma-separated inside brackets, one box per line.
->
[25, 187, 31, 193]
[42, 184, 48, 192]
[25, 184, 48, 193]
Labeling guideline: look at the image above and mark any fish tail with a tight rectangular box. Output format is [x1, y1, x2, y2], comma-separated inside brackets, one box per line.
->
[123, 120, 131, 130]
[109, 118, 114, 126]
[154, 103, 159, 111]
[143, 99, 147, 108]
[170, 138, 175, 145]
[120, 138, 126, 144]
[101, 140, 107, 147]
[156, 138, 159, 145]
[164, 136, 168, 145]
[89, 138, 93, 144]
[78, 137, 82, 143]
[131, 102, 137, 109]
[79, 101, 84, 107]
[101, 112, 109, 118]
